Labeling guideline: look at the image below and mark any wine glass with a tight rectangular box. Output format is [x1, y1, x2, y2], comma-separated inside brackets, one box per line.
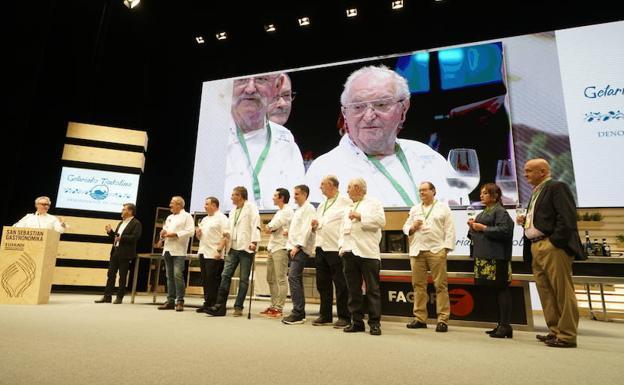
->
[515, 204, 526, 218]
[466, 205, 476, 220]
[495, 159, 519, 205]
[447, 148, 480, 200]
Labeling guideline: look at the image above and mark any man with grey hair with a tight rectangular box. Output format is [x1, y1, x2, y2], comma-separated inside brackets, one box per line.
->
[14, 196, 67, 233]
[338, 178, 386, 335]
[157, 196, 195, 312]
[225, 73, 305, 209]
[310, 175, 352, 327]
[305, 65, 458, 207]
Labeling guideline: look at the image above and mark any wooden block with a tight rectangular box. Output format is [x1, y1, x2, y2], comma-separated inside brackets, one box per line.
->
[63, 216, 117, 236]
[52, 266, 107, 286]
[57, 241, 111, 261]
[67, 122, 148, 150]
[62, 144, 145, 171]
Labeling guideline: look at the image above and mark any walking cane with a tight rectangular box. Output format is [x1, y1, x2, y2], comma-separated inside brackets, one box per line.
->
[247, 252, 256, 319]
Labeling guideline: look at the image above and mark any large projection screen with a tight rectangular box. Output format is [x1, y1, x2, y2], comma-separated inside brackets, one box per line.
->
[191, 20, 624, 213]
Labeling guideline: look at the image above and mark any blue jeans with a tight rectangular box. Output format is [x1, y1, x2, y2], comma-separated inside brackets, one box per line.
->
[288, 250, 307, 317]
[163, 252, 186, 303]
[218, 249, 253, 310]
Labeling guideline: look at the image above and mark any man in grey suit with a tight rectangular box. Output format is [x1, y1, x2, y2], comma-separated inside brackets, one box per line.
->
[95, 203, 142, 304]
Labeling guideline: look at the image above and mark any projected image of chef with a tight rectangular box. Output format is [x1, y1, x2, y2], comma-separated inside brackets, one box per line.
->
[268, 73, 294, 126]
[305, 65, 460, 206]
[225, 74, 305, 209]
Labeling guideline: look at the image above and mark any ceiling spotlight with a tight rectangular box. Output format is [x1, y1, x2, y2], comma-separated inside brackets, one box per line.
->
[215, 32, 227, 41]
[346, 8, 358, 18]
[265, 24, 277, 33]
[391, 0, 404, 10]
[298, 17, 310, 27]
[123, 0, 140, 9]
[195, 36, 205, 44]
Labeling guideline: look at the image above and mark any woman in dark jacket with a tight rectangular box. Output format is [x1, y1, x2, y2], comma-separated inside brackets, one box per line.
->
[468, 183, 514, 338]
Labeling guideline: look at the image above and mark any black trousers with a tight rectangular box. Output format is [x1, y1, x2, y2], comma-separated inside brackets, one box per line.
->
[342, 252, 381, 327]
[104, 250, 130, 299]
[199, 254, 224, 307]
[315, 247, 350, 321]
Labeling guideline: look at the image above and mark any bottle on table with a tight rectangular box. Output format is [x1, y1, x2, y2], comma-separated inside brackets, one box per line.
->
[602, 238, 611, 257]
[584, 231, 593, 256]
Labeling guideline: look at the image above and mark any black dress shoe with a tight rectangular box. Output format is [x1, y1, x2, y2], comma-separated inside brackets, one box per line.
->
[94, 297, 112, 303]
[206, 304, 226, 316]
[536, 333, 556, 342]
[343, 323, 365, 333]
[545, 338, 577, 348]
[196, 306, 207, 313]
[435, 322, 448, 333]
[485, 325, 499, 335]
[406, 320, 427, 329]
[113, 298, 123, 304]
[369, 325, 382, 336]
[490, 325, 513, 339]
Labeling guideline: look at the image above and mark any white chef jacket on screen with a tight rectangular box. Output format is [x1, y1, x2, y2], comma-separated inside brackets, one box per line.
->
[224, 121, 305, 210]
[305, 135, 462, 207]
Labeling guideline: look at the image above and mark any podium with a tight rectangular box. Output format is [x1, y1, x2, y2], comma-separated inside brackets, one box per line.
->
[0, 226, 60, 304]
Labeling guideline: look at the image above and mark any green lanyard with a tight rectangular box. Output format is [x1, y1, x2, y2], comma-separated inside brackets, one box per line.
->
[236, 121, 272, 203]
[322, 194, 339, 215]
[525, 179, 551, 228]
[352, 200, 362, 212]
[366, 143, 419, 206]
[421, 200, 437, 220]
[233, 206, 243, 228]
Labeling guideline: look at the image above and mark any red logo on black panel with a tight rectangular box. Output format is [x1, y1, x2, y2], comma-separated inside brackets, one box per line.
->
[449, 288, 474, 317]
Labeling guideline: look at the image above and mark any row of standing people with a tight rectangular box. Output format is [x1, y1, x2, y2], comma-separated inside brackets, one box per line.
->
[90, 158, 581, 346]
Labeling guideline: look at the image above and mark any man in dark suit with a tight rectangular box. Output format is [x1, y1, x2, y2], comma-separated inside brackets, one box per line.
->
[518, 159, 584, 348]
[95, 203, 142, 304]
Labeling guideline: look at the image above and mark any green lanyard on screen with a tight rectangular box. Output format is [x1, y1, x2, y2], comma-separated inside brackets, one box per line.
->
[366, 143, 419, 206]
[236, 121, 272, 203]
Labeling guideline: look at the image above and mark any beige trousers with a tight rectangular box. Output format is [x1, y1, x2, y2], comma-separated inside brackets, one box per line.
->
[410, 249, 450, 324]
[531, 238, 579, 343]
[266, 249, 289, 310]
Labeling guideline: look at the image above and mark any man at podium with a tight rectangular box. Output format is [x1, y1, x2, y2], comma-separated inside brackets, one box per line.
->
[14, 196, 66, 233]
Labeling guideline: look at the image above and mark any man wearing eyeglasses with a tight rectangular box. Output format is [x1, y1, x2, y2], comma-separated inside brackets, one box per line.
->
[14, 196, 67, 233]
[269, 73, 295, 126]
[225, 73, 305, 209]
[305, 65, 457, 207]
